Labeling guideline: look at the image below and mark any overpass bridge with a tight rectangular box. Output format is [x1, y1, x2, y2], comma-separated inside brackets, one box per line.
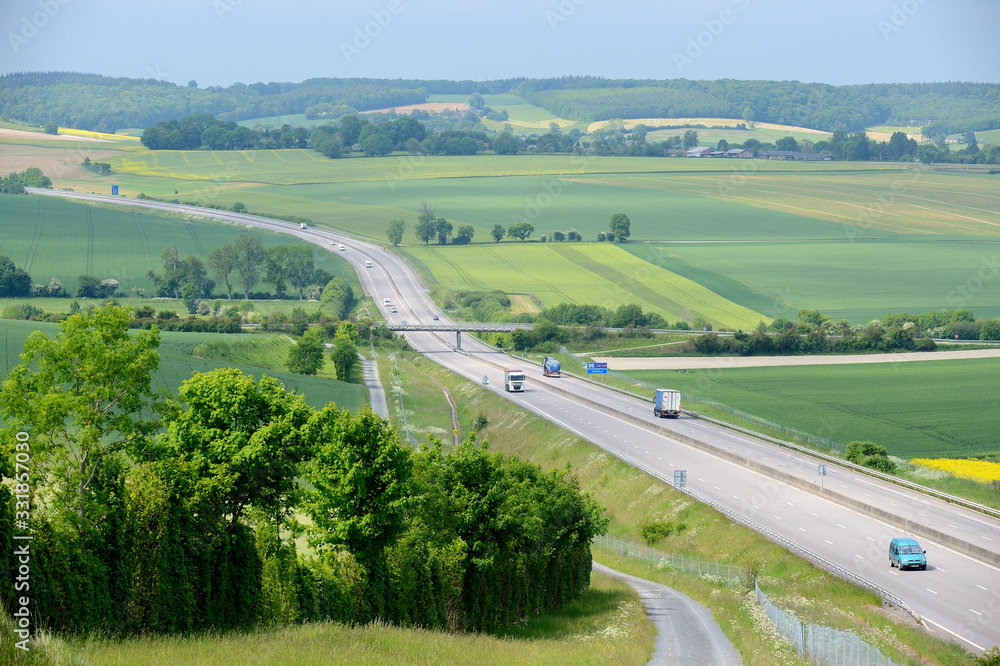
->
[384, 322, 533, 350]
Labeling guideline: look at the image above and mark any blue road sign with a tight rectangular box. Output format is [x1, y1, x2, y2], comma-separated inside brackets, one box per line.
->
[111, 185, 119, 195]
[586, 362, 608, 374]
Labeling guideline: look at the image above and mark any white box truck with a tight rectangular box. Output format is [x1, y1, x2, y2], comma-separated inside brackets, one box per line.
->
[654, 389, 681, 418]
[504, 369, 525, 392]
[299, 222, 307, 229]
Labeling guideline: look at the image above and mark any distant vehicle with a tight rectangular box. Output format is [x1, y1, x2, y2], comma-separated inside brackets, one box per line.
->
[432, 315, 439, 320]
[504, 369, 525, 392]
[391, 307, 397, 313]
[365, 260, 372, 268]
[542, 357, 561, 377]
[383, 298, 391, 306]
[889, 537, 927, 570]
[330, 240, 335, 245]
[653, 389, 681, 418]
[299, 222, 307, 229]
[338, 244, 346, 251]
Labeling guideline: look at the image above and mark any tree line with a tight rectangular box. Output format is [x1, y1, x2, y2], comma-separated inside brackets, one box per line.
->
[6, 72, 999, 136]
[0, 305, 605, 637]
[510, 77, 1000, 133]
[0, 167, 52, 195]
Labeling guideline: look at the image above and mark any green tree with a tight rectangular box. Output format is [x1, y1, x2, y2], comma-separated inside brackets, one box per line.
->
[265, 245, 289, 297]
[775, 136, 799, 152]
[435, 218, 453, 245]
[609, 213, 631, 242]
[0, 255, 32, 297]
[362, 132, 393, 156]
[386, 218, 405, 245]
[491, 224, 506, 243]
[208, 243, 239, 299]
[330, 322, 359, 381]
[507, 222, 534, 242]
[43, 121, 58, 135]
[305, 405, 413, 569]
[162, 368, 314, 533]
[0, 304, 163, 529]
[452, 224, 475, 245]
[415, 217, 436, 244]
[287, 326, 326, 375]
[234, 234, 267, 299]
[683, 129, 699, 149]
[467, 92, 485, 110]
[285, 245, 315, 300]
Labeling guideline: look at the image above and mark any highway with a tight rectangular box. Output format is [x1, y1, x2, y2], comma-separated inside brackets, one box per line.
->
[28, 188, 1000, 653]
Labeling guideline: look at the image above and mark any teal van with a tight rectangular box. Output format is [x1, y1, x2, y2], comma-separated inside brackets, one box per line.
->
[889, 537, 927, 570]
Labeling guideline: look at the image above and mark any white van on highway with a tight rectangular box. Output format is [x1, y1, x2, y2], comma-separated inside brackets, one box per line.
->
[383, 298, 391, 307]
[365, 260, 372, 268]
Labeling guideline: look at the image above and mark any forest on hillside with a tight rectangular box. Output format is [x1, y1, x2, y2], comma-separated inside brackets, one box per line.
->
[2, 72, 998, 134]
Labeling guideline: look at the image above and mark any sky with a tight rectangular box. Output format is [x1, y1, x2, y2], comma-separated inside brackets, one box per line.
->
[1, 0, 998, 87]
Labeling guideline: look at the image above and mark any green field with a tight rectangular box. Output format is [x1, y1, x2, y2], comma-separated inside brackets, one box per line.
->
[0, 195, 357, 295]
[628, 239, 1000, 322]
[408, 243, 767, 329]
[0, 319, 367, 412]
[625, 357, 1000, 459]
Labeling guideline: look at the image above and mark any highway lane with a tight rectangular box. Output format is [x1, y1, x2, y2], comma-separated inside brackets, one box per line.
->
[29, 188, 1000, 652]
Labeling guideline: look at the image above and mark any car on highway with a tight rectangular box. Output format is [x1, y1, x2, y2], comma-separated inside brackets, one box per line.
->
[391, 307, 397, 313]
[432, 315, 439, 320]
[365, 260, 372, 268]
[889, 537, 926, 570]
[338, 244, 346, 251]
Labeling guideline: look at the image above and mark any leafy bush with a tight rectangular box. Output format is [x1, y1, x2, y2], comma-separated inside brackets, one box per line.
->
[639, 519, 674, 544]
[846, 440, 896, 474]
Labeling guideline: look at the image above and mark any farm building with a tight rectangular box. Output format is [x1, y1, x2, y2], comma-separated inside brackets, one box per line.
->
[757, 150, 832, 160]
[725, 148, 753, 158]
[686, 146, 715, 157]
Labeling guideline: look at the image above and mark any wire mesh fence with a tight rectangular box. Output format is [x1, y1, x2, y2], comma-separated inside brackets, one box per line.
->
[757, 580, 898, 666]
[594, 533, 899, 666]
[592, 533, 744, 584]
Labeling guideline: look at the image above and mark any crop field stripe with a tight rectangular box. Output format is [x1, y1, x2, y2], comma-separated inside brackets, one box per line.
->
[553, 245, 728, 323]
[86, 206, 94, 275]
[484, 246, 577, 305]
[622, 244, 797, 319]
[133, 211, 151, 269]
[23, 197, 43, 273]
[185, 223, 208, 258]
[426, 248, 488, 290]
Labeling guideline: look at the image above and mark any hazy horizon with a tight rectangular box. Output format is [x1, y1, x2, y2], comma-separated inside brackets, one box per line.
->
[2, 0, 998, 88]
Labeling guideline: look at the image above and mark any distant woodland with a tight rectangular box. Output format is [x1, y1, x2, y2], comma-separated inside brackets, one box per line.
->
[2, 72, 999, 135]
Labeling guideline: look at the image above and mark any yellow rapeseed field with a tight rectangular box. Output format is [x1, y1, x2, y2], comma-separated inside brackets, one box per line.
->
[911, 458, 1000, 484]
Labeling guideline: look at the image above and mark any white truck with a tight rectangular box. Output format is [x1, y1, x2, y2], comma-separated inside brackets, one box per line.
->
[653, 389, 681, 418]
[504, 369, 525, 392]
[299, 222, 307, 229]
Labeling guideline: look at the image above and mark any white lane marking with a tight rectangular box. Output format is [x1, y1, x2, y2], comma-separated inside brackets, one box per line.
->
[926, 588, 938, 594]
[907, 614, 982, 650]
[798, 527, 806, 532]
[824, 540, 834, 545]
[977, 584, 989, 591]
[969, 609, 982, 616]
[937, 567, 946, 573]
[810, 513, 819, 517]
[837, 524, 846, 529]
[866, 537, 875, 542]
[854, 554, 865, 560]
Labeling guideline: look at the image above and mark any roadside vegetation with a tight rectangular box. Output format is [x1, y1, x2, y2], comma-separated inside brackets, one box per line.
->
[375, 352, 976, 665]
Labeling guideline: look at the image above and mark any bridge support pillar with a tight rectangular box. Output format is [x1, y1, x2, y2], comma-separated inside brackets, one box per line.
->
[456, 330, 462, 350]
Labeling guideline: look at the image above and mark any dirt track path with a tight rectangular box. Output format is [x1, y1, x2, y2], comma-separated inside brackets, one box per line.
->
[591, 348, 1000, 370]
